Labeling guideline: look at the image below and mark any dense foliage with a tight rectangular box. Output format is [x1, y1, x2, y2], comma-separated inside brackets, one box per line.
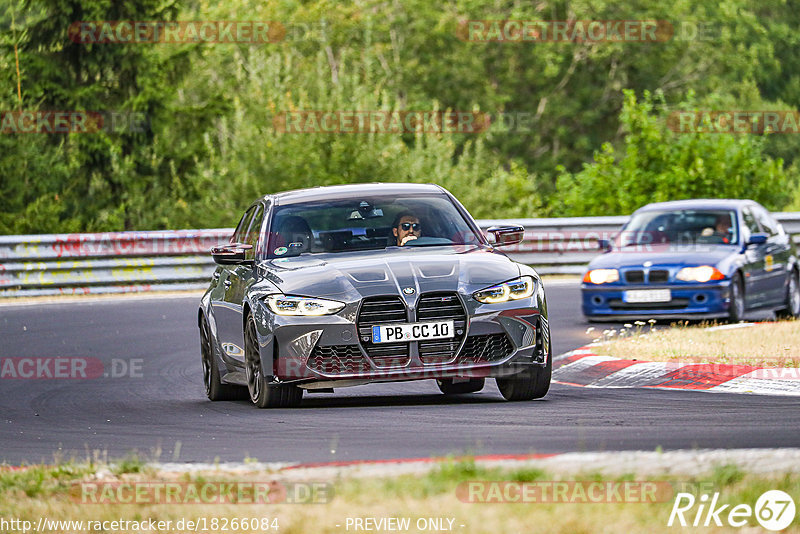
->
[2, 0, 800, 233]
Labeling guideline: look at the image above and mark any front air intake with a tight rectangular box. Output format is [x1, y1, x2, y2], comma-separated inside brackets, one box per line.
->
[357, 296, 410, 367]
[417, 292, 467, 364]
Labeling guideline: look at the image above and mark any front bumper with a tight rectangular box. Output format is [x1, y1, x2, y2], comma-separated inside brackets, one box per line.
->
[581, 281, 732, 320]
[252, 297, 548, 384]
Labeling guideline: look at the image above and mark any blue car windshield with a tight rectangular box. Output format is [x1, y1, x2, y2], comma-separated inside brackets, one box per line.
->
[266, 194, 482, 257]
[617, 209, 739, 247]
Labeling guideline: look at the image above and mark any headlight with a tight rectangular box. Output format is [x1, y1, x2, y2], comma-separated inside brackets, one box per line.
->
[582, 269, 620, 284]
[263, 294, 345, 316]
[676, 266, 724, 283]
[473, 276, 535, 304]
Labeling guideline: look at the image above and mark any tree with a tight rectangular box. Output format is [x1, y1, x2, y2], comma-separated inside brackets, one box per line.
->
[553, 90, 797, 216]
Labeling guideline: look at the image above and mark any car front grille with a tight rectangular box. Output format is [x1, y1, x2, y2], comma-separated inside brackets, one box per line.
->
[417, 292, 467, 364]
[357, 296, 410, 367]
[625, 269, 670, 284]
[625, 270, 644, 283]
[456, 334, 513, 364]
[307, 345, 371, 374]
[344, 292, 512, 370]
[649, 269, 669, 283]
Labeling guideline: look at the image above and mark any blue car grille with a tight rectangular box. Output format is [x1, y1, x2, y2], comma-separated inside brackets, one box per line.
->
[649, 269, 669, 283]
[624, 269, 670, 284]
[625, 270, 645, 283]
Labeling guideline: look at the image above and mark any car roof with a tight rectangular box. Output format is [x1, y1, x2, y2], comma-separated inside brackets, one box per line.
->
[634, 199, 761, 213]
[264, 183, 447, 206]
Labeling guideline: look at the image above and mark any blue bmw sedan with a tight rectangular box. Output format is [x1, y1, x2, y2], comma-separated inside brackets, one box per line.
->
[582, 199, 800, 321]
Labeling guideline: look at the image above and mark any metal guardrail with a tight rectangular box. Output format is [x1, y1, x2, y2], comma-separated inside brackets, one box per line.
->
[1, 214, 798, 297]
[0, 230, 231, 297]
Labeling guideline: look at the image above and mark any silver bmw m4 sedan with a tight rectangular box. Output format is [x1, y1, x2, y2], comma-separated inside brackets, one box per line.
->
[198, 183, 551, 407]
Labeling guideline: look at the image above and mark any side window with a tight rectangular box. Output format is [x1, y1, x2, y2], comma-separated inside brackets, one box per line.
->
[754, 207, 781, 237]
[742, 208, 761, 237]
[245, 205, 265, 259]
[232, 207, 256, 244]
[256, 202, 272, 258]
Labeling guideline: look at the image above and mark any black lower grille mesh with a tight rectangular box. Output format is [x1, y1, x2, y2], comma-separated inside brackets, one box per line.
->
[456, 334, 513, 364]
[307, 345, 370, 375]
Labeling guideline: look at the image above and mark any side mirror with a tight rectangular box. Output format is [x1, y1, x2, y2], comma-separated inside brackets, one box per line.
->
[211, 243, 253, 265]
[746, 233, 768, 246]
[487, 225, 525, 247]
[598, 238, 612, 252]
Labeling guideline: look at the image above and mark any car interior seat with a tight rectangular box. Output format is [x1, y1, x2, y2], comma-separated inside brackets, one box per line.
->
[276, 215, 313, 254]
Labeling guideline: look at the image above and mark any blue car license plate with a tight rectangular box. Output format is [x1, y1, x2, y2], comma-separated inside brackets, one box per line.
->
[623, 289, 671, 303]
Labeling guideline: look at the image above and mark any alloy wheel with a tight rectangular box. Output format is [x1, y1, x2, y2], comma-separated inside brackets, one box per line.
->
[245, 318, 262, 402]
[790, 272, 800, 316]
[731, 277, 744, 320]
[200, 319, 213, 395]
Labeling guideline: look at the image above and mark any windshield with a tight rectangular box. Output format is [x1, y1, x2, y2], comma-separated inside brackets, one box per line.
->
[617, 209, 739, 247]
[265, 194, 482, 257]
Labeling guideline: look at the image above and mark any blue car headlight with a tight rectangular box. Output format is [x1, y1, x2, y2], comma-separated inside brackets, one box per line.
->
[676, 266, 725, 283]
[473, 276, 535, 304]
[582, 268, 620, 284]
[264, 294, 345, 316]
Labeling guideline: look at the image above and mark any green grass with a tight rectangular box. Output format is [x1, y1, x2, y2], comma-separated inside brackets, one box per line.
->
[1, 459, 798, 533]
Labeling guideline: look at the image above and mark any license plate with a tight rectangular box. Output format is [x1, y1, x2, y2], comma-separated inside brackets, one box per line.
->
[623, 289, 672, 303]
[372, 321, 454, 343]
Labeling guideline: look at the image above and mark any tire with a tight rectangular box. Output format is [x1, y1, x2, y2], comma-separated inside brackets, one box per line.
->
[436, 378, 485, 395]
[728, 273, 745, 323]
[777, 268, 800, 319]
[200, 315, 247, 401]
[496, 355, 551, 401]
[497, 319, 552, 401]
[244, 314, 303, 408]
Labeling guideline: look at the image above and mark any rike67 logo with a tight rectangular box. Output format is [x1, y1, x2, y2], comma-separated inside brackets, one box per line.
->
[668, 490, 796, 531]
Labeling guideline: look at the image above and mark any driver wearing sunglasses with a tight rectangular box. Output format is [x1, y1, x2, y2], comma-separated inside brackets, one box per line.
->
[392, 211, 422, 246]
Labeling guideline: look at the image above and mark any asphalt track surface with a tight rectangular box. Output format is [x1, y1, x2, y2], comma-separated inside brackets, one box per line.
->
[1, 283, 798, 465]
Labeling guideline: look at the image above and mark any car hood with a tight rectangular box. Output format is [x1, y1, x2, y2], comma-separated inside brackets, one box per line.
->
[256, 246, 521, 300]
[588, 244, 738, 269]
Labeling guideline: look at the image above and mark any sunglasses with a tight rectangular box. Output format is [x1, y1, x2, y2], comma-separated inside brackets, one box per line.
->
[399, 222, 420, 231]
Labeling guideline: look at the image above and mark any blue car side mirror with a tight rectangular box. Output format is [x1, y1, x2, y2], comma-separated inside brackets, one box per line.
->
[746, 233, 768, 246]
[597, 238, 611, 251]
